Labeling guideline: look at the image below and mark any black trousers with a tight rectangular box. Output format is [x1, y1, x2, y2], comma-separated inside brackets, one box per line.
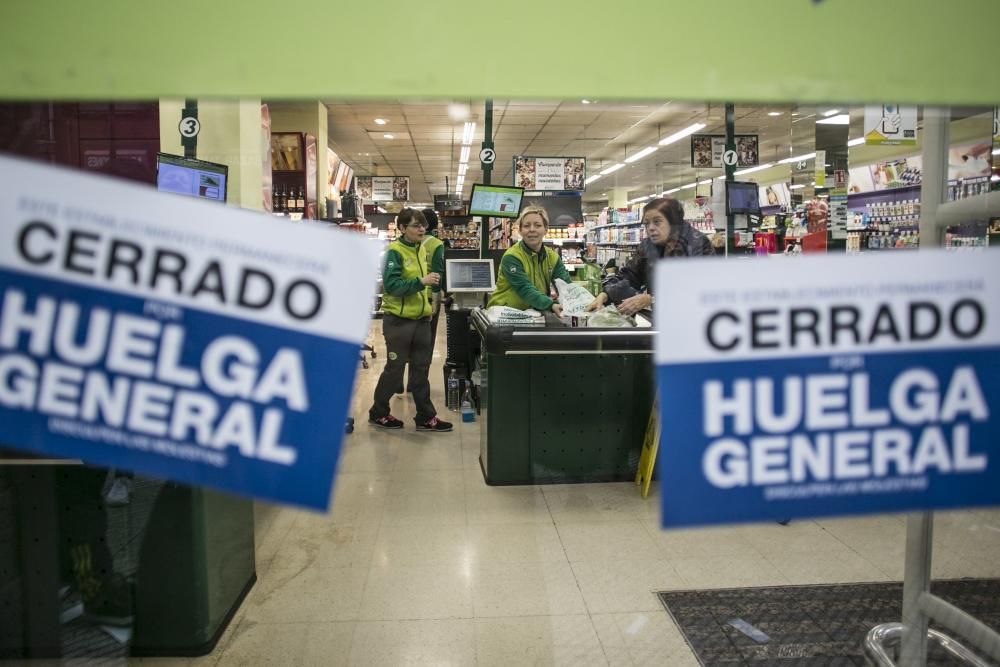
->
[371, 314, 436, 423]
[406, 307, 441, 392]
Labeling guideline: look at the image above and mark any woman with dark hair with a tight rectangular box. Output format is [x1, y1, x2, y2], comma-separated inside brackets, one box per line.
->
[369, 208, 452, 432]
[586, 197, 713, 316]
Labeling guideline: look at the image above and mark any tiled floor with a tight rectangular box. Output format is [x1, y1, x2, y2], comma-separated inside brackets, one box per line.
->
[133, 319, 1000, 666]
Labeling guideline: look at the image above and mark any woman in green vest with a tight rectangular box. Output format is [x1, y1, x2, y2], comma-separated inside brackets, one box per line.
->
[400, 208, 445, 393]
[487, 206, 571, 317]
[369, 208, 453, 432]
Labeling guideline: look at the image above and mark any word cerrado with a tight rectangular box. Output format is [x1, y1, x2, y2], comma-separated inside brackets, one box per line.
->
[0, 288, 309, 465]
[16, 220, 323, 321]
[706, 300, 985, 351]
[701, 367, 989, 488]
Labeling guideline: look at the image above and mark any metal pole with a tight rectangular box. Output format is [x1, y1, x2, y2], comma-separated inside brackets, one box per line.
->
[919, 107, 949, 249]
[181, 98, 198, 159]
[724, 103, 735, 257]
[899, 511, 934, 665]
[481, 99, 494, 257]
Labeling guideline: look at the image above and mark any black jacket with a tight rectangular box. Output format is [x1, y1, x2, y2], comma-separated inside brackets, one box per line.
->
[603, 222, 714, 305]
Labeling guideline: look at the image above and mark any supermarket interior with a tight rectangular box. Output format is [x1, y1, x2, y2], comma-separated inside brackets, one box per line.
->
[2, 2, 1000, 665]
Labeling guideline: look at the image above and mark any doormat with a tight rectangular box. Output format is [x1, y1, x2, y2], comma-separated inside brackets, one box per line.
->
[658, 579, 1000, 666]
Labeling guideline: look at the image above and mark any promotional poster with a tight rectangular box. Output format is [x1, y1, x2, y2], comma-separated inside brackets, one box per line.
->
[655, 251, 999, 527]
[0, 156, 380, 510]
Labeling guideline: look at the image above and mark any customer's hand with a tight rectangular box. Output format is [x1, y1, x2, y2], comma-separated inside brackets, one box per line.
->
[551, 303, 563, 318]
[421, 272, 440, 286]
[584, 292, 609, 312]
[617, 293, 652, 317]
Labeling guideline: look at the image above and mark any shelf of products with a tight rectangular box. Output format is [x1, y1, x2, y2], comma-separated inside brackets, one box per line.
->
[845, 199, 922, 253]
[945, 220, 990, 250]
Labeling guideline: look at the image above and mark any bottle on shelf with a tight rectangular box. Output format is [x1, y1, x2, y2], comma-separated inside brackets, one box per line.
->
[447, 370, 460, 412]
[297, 186, 305, 212]
[275, 186, 286, 213]
[460, 384, 474, 423]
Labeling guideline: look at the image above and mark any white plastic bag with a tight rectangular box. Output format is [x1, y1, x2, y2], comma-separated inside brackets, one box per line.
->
[555, 278, 596, 315]
[587, 306, 634, 328]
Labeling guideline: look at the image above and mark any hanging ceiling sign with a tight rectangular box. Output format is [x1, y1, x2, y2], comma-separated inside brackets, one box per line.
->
[691, 135, 759, 168]
[513, 156, 586, 191]
[864, 105, 918, 146]
[354, 176, 409, 202]
[654, 251, 1000, 528]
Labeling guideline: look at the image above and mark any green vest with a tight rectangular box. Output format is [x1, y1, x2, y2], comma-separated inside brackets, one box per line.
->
[422, 233, 444, 259]
[382, 239, 432, 319]
[488, 241, 560, 310]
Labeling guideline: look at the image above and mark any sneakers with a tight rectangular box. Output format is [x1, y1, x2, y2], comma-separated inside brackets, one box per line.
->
[416, 417, 453, 433]
[369, 414, 404, 429]
[104, 476, 132, 507]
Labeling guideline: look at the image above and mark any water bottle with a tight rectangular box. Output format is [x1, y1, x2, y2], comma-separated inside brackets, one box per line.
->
[461, 384, 474, 423]
[447, 369, 460, 412]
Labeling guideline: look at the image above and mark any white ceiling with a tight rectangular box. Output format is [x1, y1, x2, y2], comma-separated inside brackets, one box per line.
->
[324, 100, 850, 204]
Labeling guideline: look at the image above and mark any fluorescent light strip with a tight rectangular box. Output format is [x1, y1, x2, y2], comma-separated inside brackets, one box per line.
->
[698, 179, 713, 185]
[816, 114, 850, 125]
[458, 163, 468, 176]
[624, 146, 658, 163]
[778, 152, 816, 165]
[789, 184, 806, 190]
[600, 163, 625, 176]
[628, 196, 650, 204]
[585, 174, 602, 184]
[681, 182, 698, 189]
[734, 162, 774, 176]
[459, 146, 471, 163]
[659, 122, 707, 147]
[821, 109, 840, 117]
[993, 148, 1000, 156]
[461, 122, 476, 145]
[848, 137, 865, 147]
[663, 188, 681, 195]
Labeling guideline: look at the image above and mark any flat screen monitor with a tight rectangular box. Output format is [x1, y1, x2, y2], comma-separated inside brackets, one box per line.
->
[445, 259, 496, 293]
[521, 192, 583, 226]
[156, 153, 228, 202]
[726, 181, 761, 215]
[469, 184, 524, 218]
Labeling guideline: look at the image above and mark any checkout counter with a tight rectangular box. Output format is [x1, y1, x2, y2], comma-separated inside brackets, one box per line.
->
[471, 309, 656, 485]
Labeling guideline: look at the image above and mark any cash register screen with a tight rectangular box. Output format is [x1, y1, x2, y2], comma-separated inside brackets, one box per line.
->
[445, 259, 496, 293]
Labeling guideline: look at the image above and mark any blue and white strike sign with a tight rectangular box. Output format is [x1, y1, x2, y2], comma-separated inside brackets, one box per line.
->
[654, 251, 999, 528]
[0, 156, 380, 510]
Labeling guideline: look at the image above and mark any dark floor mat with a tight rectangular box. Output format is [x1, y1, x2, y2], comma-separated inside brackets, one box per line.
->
[658, 579, 1000, 666]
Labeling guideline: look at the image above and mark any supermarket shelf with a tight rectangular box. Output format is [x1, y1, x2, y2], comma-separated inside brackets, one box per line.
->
[594, 242, 641, 247]
[544, 239, 586, 244]
[590, 221, 643, 232]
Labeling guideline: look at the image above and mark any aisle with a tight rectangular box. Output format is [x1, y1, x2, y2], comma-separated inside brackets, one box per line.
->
[170, 317, 1000, 667]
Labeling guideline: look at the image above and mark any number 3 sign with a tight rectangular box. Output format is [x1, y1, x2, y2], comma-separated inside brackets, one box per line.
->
[178, 116, 201, 139]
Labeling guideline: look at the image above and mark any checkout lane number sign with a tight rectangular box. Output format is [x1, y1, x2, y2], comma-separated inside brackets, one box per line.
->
[653, 251, 1000, 528]
[0, 156, 380, 511]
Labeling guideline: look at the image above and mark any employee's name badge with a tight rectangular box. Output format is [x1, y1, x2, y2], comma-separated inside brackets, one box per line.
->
[653, 250, 1000, 528]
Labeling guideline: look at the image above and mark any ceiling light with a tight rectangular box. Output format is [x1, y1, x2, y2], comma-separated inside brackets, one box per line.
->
[778, 152, 816, 165]
[715, 175, 727, 180]
[768, 112, 783, 117]
[848, 137, 866, 147]
[628, 196, 650, 204]
[461, 122, 476, 145]
[821, 109, 840, 117]
[681, 182, 698, 189]
[460, 146, 471, 163]
[816, 114, 850, 125]
[383, 133, 394, 139]
[789, 184, 806, 190]
[664, 188, 681, 194]
[600, 163, 625, 176]
[458, 163, 468, 176]
[992, 175, 1000, 182]
[585, 174, 602, 184]
[734, 163, 774, 176]
[448, 103, 470, 121]
[624, 146, 658, 163]
[581, 99, 592, 104]
[698, 179, 713, 185]
[374, 118, 388, 125]
[992, 148, 1000, 156]
[659, 122, 707, 147]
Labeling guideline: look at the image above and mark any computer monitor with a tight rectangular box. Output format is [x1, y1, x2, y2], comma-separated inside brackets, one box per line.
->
[155, 153, 228, 202]
[469, 184, 524, 218]
[521, 192, 583, 226]
[445, 259, 496, 293]
[726, 181, 761, 215]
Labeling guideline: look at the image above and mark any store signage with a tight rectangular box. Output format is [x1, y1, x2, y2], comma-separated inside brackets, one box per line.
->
[479, 147, 497, 166]
[864, 105, 918, 146]
[354, 176, 409, 202]
[691, 135, 759, 169]
[513, 156, 586, 191]
[814, 150, 827, 187]
[178, 116, 200, 139]
[723, 150, 738, 167]
[654, 251, 1000, 528]
[829, 188, 849, 240]
[434, 194, 464, 212]
[0, 156, 380, 510]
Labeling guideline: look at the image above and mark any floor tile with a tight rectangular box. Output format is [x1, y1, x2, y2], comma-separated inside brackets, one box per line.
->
[475, 615, 607, 667]
[643, 523, 761, 560]
[386, 469, 465, 496]
[348, 619, 475, 666]
[269, 521, 379, 570]
[243, 566, 367, 623]
[571, 559, 687, 614]
[371, 523, 471, 568]
[467, 523, 568, 564]
[671, 553, 790, 590]
[557, 521, 662, 562]
[762, 545, 893, 585]
[393, 438, 464, 471]
[471, 561, 586, 617]
[734, 520, 852, 556]
[215, 621, 354, 667]
[543, 483, 647, 523]
[359, 563, 473, 620]
[591, 611, 701, 667]
[466, 486, 553, 524]
[381, 491, 467, 526]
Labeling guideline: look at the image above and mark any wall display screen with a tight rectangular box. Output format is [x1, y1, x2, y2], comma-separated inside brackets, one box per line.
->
[726, 181, 761, 215]
[469, 184, 524, 217]
[155, 153, 228, 202]
[521, 192, 583, 226]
